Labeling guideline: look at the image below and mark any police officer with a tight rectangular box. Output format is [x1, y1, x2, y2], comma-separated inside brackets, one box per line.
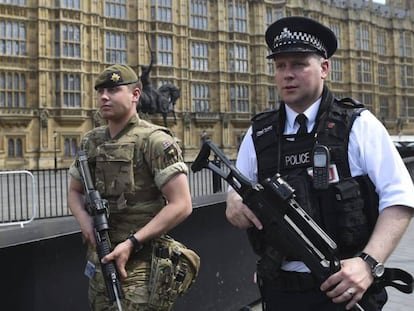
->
[226, 16, 414, 310]
[68, 64, 193, 310]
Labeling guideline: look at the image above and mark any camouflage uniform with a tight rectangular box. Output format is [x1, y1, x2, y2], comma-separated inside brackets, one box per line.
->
[69, 114, 188, 311]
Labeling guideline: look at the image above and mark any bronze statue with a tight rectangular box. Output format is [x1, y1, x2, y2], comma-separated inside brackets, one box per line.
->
[138, 37, 180, 127]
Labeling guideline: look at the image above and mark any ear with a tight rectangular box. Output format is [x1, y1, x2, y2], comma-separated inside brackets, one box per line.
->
[321, 59, 330, 80]
[132, 87, 141, 101]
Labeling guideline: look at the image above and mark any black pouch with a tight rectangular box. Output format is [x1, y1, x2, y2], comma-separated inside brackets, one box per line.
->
[333, 178, 369, 251]
[355, 175, 379, 232]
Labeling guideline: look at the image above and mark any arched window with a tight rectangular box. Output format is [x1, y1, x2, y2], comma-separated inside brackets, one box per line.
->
[64, 137, 78, 157]
[71, 138, 78, 156]
[16, 138, 22, 157]
[8, 138, 14, 157]
[64, 138, 70, 156]
[7, 138, 23, 158]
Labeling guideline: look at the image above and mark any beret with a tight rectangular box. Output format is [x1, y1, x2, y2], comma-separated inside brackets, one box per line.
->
[265, 16, 337, 59]
[94, 64, 139, 90]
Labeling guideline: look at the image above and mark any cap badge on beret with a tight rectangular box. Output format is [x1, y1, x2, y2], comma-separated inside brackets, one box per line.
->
[273, 27, 328, 58]
[110, 72, 121, 83]
[94, 64, 139, 90]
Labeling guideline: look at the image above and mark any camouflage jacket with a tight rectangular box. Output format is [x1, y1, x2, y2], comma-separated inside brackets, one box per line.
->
[69, 114, 187, 243]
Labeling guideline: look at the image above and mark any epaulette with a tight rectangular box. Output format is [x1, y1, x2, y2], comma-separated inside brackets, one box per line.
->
[335, 97, 364, 108]
[251, 108, 278, 122]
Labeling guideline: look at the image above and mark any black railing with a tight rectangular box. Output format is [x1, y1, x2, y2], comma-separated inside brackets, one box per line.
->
[0, 161, 233, 225]
[5, 156, 412, 226]
[32, 168, 71, 219]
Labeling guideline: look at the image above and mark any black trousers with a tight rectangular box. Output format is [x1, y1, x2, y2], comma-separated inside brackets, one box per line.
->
[259, 273, 387, 311]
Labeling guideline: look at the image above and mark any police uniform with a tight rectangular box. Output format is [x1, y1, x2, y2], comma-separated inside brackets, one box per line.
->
[235, 17, 414, 310]
[69, 64, 189, 311]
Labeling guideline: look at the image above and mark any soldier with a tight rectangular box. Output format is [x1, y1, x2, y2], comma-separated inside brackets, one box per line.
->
[68, 64, 197, 310]
[226, 17, 414, 310]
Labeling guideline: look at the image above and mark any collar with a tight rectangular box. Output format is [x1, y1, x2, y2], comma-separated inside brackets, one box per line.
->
[285, 99, 321, 134]
[105, 114, 140, 140]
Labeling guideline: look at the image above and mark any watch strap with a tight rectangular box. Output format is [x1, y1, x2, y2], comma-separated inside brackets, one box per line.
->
[127, 234, 143, 253]
[358, 252, 384, 278]
[359, 252, 378, 267]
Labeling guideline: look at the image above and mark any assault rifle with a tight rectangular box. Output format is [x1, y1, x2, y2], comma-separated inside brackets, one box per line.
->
[191, 141, 413, 311]
[78, 150, 124, 311]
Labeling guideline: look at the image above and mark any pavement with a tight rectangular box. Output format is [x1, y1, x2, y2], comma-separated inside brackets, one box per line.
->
[248, 220, 414, 311]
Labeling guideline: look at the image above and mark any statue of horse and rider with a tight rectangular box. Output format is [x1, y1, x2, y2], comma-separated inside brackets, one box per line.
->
[138, 48, 180, 127]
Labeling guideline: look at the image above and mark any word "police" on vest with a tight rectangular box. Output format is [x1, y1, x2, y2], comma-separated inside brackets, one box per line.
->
[285, 152, 310, 167]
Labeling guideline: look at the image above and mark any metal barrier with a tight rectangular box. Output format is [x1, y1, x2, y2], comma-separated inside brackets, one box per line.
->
[31, 168, 71, 218]
[187, 160, 231, 197]
[0, 161, 233, 224]
[0, 170, 38, 227]
[1, 157, 414, 225]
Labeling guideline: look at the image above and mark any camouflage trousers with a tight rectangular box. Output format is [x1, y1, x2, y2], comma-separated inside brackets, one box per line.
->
[87, 250, 167, 311]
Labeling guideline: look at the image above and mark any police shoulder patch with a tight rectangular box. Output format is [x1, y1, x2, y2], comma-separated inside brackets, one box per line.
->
[336, 97, 364, 108]
[251, 108, 278, 122]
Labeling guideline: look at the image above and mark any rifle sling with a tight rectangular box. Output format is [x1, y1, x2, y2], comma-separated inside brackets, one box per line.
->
[376, 267, 414, 294]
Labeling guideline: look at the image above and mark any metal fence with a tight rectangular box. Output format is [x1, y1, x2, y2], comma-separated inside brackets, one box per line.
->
[2, 157, 414, 227]
[0, 170, 37, 227]
[0, 161, 232, 226]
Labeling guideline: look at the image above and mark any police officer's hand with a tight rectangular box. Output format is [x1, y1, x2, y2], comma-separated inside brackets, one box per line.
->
[320, 257, 373, 310]
[226, 190, 263, 230]
[101, 241, 132, 280]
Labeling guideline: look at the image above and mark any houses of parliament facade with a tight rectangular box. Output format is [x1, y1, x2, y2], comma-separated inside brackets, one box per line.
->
[0, 0, 413, 170]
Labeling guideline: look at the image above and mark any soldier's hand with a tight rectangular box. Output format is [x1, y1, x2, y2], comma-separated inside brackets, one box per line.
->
[101, 241, 132, 280]
[79, 213, 96, 247]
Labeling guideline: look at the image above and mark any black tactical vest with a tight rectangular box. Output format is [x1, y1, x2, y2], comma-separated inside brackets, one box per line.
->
[250, 87, 379, 258]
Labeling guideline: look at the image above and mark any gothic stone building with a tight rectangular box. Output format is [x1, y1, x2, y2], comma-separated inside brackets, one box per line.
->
[0, 0, 413, 169]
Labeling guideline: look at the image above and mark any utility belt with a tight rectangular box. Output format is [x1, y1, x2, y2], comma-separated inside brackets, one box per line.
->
[148, 235, 200, 310]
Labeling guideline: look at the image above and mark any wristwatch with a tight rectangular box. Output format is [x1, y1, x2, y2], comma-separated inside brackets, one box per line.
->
[358, 252, 385, 278]
[127, 234, 143, 253]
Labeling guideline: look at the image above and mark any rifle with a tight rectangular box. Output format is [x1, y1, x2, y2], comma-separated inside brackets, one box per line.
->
[191, 141, 413, 311]
[78, 150, 124, 311]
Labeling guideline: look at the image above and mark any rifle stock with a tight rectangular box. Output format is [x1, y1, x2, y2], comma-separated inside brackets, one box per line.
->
[78, 150, 124, 311]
